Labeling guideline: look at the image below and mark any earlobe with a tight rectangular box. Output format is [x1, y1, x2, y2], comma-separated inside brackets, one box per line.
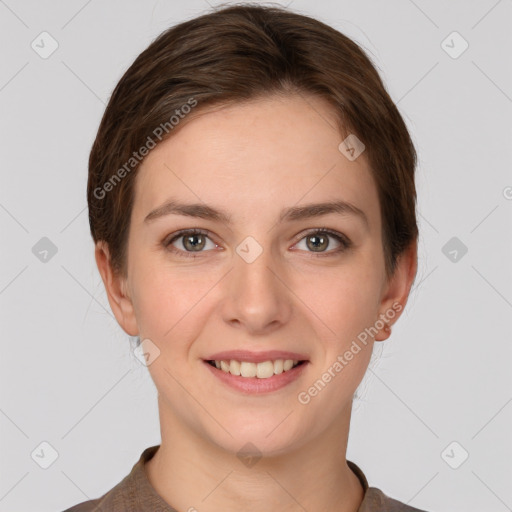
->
[94, 241, 139, 336]
[374, 239, 418, 342]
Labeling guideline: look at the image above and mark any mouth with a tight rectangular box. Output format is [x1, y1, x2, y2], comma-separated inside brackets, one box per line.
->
[202, 351, 309, 394]
[206, 358, 307, 379]
[203, 350, 311, 395]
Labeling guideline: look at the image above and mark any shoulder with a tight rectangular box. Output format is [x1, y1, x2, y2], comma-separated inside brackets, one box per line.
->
[362, 486, 430, 512]
[347, 460, 431, 512]
[62, 497, 101, 512]
[61, 471, 135, 512]
[60, 446, 162, 512]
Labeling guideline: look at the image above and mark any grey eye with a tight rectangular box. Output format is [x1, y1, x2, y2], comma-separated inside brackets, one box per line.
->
[295, 232, 343, 253]
[169, 232, 216, 252]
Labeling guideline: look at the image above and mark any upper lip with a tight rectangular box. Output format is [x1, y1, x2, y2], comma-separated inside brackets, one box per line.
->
[204, 350, 309, 364]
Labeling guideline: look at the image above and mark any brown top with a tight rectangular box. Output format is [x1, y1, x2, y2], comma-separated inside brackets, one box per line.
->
[62, 445, 429, 512]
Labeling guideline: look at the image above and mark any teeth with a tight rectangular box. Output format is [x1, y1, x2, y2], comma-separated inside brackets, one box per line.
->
[212, 359, 302, 379]
[240, 361, 257, 378]
[256, 361, 274, 378]
[229, 360, 241, 376]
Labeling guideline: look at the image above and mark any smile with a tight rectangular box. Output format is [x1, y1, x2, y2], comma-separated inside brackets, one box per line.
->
[203, 358, 309, 394]
[207, 359, 304, 379]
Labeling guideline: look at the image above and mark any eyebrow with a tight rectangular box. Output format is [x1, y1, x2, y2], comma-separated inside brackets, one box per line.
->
[144, 198, 369, 229]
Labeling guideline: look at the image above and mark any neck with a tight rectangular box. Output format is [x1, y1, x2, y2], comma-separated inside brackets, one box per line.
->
[145, 398, 364, 512]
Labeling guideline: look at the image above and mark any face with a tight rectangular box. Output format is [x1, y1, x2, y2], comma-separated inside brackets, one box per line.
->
[98, 93, 416, 456]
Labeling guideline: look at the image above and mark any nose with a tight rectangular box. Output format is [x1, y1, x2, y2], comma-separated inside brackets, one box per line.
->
[221, 241, 293, 335]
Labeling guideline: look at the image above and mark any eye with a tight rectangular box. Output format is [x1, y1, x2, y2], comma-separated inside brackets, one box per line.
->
[164, 229, 218, 258]
[293, 228, 351, 256]
[164, 227, 352, 259]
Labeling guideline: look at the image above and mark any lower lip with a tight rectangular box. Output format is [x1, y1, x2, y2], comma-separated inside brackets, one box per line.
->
[203, 360, 309, 394]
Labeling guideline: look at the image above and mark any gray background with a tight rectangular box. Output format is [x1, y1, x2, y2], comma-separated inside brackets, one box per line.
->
[1, 0, 511, 511]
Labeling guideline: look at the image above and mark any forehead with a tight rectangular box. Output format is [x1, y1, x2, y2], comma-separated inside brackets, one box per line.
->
[132, 94, 380, 229]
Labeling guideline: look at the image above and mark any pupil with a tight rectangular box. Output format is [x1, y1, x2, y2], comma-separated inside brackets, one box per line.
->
[308, 234, 327, 251]
[185, 234, 204, 251]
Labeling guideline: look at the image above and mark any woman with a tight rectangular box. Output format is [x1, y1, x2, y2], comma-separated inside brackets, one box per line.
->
[64, 3, 425, 511]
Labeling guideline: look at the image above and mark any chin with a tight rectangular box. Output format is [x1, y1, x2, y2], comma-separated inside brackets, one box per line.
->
[205, 416, 307, 460]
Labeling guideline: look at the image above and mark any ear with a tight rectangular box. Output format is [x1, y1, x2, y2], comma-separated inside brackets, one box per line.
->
[374, 238, 418, 342]
[95, 241, 139, 336]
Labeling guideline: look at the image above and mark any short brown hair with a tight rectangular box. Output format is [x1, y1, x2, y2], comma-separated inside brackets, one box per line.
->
[88, 3, 418, 279]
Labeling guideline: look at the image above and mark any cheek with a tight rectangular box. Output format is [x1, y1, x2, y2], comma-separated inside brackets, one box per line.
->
[292, 260, 383, 340]
[131, 265, 216, 346]
[299, 269, 379, 402]
[129, 232, 384, 348]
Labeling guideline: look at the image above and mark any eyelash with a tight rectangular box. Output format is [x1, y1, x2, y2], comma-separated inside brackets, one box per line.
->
[164, 228, 352, 259]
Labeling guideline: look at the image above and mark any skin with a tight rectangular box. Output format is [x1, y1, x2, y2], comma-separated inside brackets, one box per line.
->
[96, 93, 417, 512]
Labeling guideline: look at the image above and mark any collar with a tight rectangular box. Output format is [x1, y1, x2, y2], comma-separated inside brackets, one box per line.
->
[128, 445, 372, 511]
